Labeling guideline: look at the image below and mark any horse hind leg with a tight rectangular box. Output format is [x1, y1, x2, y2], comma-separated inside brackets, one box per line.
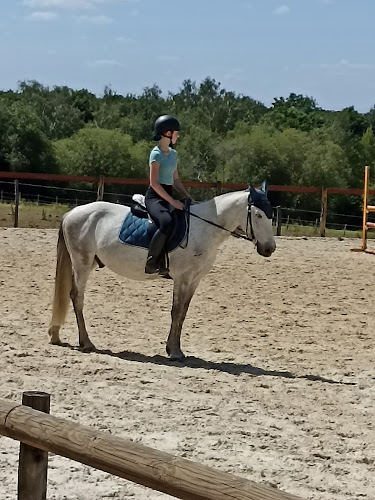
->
[70, 258, 96, 352]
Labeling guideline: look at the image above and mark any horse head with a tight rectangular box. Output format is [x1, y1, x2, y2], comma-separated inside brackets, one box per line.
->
[247, 182, 276, 257]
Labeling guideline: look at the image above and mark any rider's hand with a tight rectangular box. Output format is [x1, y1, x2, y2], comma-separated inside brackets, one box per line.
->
[171, 199, 184, 210]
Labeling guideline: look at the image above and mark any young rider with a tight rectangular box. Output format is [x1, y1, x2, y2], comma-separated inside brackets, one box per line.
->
[144, 115, 194, 275]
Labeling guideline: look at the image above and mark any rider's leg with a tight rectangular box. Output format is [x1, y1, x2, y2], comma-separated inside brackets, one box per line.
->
[145, 229, 170, 274]
[145, 206, 173, 274]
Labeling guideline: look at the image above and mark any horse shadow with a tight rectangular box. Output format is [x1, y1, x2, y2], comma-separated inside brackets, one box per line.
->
[92, 348, 355, 386]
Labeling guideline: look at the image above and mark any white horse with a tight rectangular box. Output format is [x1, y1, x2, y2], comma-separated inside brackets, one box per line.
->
[48, 184, 276, 360]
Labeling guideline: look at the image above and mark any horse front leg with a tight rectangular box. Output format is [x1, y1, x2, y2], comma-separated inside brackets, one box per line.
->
[70, 266, 96, 352]
[166, 279, 199, 361]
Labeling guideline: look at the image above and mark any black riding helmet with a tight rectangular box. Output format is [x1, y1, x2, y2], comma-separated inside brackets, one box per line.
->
[153, 115, 180, 141]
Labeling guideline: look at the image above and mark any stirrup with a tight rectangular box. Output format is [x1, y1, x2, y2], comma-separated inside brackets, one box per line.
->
[158, 265, 170, 277]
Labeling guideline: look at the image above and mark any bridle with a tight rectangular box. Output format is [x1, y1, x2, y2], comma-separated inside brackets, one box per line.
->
[185, 191, 272, 244]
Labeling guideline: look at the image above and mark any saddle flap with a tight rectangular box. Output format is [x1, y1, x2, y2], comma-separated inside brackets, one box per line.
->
[119, 208, 189, 251]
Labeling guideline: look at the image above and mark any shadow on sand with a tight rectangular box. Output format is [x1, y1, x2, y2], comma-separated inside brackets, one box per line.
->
[86, 347, 356, 386]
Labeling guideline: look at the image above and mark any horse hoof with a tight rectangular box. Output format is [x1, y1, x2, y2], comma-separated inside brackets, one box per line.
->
[169, 352, 186, 362]
[48, 326, 61, 345]
[81, 343, 96, 353]
[49, 339, 62, 346]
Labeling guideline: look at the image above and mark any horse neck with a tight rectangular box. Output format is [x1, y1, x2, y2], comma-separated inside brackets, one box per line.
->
[195, 191, 247, 243]
[216, 191, 247, 229]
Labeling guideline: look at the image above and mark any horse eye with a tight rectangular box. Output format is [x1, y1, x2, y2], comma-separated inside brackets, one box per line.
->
[256, 211, 262, 219]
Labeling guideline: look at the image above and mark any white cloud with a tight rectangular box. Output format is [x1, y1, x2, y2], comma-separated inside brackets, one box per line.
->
[274, 5, 290, 15]
[87, 59, 123, 67]
[24, 0, 138, 9]
[157, 55, 182, 63]
[76, 14, 113, 24]
[26, 11, 57, 21]
[116, 35, 135, 43]
[320, 59, 373, 71]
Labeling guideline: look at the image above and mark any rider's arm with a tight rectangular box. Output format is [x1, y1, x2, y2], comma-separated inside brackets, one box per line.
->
[173, 170, 195, 202]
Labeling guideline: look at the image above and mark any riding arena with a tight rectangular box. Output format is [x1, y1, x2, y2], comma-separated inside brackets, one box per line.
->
[0, 177, 374, 500]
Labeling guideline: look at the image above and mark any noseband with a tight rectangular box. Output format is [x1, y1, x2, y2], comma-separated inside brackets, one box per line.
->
[246, 194, 256, 242]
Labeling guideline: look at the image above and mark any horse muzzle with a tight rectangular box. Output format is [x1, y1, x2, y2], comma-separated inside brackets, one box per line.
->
[256, 241, 276, 257]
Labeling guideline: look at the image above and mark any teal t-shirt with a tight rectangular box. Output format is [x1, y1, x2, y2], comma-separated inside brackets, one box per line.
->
[149, 146, 177, 185]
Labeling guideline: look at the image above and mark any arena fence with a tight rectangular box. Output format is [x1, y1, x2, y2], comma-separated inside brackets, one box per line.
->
[1, 170, 374, 235]
[1, 392, 303, 500]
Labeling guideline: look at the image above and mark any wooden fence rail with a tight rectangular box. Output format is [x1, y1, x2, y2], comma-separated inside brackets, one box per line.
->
[0, 396, 303, 500]
[2, 169, 374, 235]
[1, 170, 374, 195]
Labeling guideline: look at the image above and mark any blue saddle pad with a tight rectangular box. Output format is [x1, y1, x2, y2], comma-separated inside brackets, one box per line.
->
[118, 210, 188, 251]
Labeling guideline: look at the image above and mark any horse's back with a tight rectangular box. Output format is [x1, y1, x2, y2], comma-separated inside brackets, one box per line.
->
[64, 201, 129, 226]
[63, 202, 130, 248]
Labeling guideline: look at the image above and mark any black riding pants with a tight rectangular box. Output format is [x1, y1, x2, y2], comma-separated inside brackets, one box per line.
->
[145, 185, 175, 237]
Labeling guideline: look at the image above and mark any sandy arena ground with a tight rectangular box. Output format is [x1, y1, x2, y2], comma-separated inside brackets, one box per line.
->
[0, 228, 374, 500]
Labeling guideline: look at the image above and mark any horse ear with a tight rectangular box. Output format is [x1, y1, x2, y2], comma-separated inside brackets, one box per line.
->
[248, 183, 257, 199]
[261, 181, 268, 194]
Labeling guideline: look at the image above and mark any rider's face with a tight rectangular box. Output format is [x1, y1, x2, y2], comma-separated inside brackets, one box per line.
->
[167, 130, 179, 144]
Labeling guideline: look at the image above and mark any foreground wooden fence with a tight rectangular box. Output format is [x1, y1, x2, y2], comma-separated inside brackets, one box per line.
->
[0, 393, 303, 500]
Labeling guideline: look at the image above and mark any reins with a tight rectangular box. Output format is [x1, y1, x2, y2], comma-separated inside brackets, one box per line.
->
[183, 195, 255, 244]
[189, 211, 254, 241]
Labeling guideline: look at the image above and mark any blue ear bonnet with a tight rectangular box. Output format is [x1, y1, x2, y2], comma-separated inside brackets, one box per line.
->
[248, 188, 273, 219]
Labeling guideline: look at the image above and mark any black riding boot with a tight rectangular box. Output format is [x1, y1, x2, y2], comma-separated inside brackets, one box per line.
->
[145, 230, 169, 275]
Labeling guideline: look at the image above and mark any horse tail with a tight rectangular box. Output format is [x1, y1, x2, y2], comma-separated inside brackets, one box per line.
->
[49, 222, 72, 328]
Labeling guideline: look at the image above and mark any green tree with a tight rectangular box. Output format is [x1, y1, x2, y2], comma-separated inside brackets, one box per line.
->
[261, 93, 324, 131]
[361, 127, 375, 172]
[300, 141, 349, 188]
[53, 128, 143, 178]
[326, 107, 369, 186]
[223, 125, 293, 185]
[3, 100, 56, 173]
[178, 126, 220, 181]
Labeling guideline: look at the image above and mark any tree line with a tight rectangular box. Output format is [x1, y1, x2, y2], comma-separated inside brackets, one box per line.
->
[1, 78, 375, 217]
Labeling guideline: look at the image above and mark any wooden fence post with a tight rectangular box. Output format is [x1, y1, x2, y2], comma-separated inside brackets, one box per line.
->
[276, 206, 282, 236]
[97, 176, 105, 201]
[14, 179, 20, 228]
[320, 188, 327, 237]
[18, 392, 50, 500]
[216, 181, 222, 196]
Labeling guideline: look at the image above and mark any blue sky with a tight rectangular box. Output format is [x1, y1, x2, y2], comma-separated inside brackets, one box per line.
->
[1, 0, 374, 112]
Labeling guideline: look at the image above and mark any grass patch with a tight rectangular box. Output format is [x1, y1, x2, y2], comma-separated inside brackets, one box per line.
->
[0, 201, 71, 229]
[277, 224, 369, 239]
